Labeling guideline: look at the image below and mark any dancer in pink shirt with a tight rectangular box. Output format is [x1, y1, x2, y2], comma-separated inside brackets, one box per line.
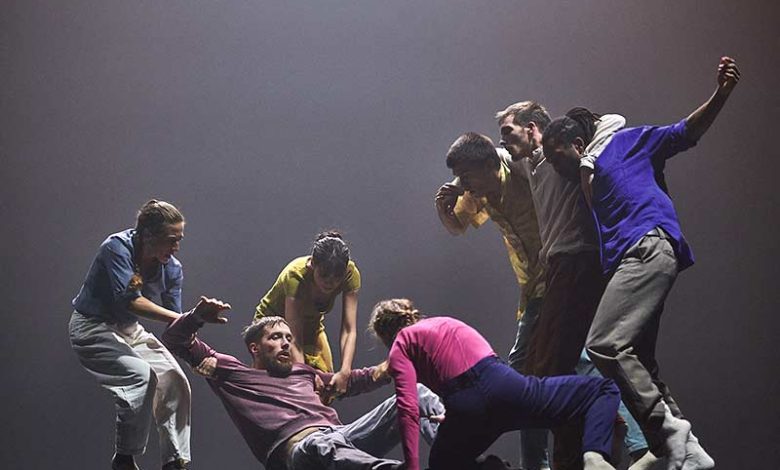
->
[369, 298, 621, 470]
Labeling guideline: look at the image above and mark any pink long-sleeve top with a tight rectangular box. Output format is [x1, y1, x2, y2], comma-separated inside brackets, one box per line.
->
[387, 316, 496, 470]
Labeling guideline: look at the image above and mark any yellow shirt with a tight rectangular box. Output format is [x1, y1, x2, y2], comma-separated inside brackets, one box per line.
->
[254, 256, 361, 371]
[453, 154, 545, 318]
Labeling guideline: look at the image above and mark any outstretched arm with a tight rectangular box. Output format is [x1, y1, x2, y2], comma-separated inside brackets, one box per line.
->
[388, 348, 424, 470]
[283, 297, 310, 365]
[326, 290, 359, 397]
[162, 297, 231, 369]
[685, 56, 741, 142]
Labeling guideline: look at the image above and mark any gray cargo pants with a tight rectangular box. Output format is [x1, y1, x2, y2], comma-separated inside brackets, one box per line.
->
[284, 384, 444, 469]
[586, 228, 684, 450]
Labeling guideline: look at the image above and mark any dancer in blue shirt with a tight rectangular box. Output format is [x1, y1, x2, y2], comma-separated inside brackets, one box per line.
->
[541, 57, 740, 470]
[70, 199, 229, 470]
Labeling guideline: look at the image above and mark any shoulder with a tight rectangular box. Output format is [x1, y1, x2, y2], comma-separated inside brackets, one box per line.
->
[619, 122, 681, 140]
[100, 229, 134, 258]
[214, 352, 245, 369]
[597, 114, 627, 132]
[344, 260, 361, 288]
[281, 256, 310, 285]
[496, 147, 512, 163]
[395, 318, 436, 342]
[599, 125, 649, 152]
[497, 150, 515, 173]
[428, 316, 465, 331]
[164, 256, 183, 277]
[347, 260, 359, 274]
[616, 121, 689, 149]
[211, 352, 261, 379]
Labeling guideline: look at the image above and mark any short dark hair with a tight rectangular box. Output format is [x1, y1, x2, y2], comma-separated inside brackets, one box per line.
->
[445, 132, 500, 170]
[242, 316, 289, 350]
[543, 116, 587, 150]
[311, 231, 350, 278]
[495, 101, 551, 131]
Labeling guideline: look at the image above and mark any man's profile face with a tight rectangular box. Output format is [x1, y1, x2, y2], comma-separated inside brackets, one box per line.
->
[499, 116, 534, 161]
[543, 138, 583, 182]
[256, 323, 294, 376]
[452, 161, 499, 198]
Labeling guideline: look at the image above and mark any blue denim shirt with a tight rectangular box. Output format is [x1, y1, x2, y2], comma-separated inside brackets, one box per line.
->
[592, 119, 697, 274]
[72, 229, 183, 324]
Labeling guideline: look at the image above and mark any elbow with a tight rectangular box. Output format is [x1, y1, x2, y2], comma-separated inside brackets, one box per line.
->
[160, 331, 177, 353]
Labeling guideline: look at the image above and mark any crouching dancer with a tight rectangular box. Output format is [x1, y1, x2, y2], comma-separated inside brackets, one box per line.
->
[69, 199, 227, 470]
[162, 307, 445, 469]
[368, 298, 622, 470]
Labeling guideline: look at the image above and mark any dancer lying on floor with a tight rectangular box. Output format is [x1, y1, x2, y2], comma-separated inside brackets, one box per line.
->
[163, 308, 445, 469]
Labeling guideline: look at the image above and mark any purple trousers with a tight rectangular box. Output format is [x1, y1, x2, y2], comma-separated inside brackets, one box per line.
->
[428, 356, 619, 470]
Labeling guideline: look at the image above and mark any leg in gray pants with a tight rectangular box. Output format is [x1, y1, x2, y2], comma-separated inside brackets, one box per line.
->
[586, 228, 680, 450]
[288, 384, 444, 469]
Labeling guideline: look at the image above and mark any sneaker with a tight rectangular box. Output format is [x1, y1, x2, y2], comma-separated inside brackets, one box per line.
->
[681, 432, 714, 470]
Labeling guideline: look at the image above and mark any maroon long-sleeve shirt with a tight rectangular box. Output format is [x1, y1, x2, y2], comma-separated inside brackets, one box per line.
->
[163, 312, 389, 465]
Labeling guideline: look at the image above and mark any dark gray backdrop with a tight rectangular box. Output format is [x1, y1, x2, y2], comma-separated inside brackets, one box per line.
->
[2, 1, 778, 468]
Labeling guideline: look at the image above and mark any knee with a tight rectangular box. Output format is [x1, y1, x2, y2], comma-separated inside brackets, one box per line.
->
[586, 338, 619, 362]
[600, 379, 621, 405]
[156, 368, 191, 406]
[116, 361, 157, 411]
[603, 378, 619, 395]
[130, 361, 156, 391]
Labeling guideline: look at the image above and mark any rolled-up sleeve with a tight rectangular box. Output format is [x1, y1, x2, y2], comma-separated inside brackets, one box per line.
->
[162, 311, 218, 367]
[661, 119, 698, 159]
[101, 241, 142, 307]
[162, 264, 183, 313]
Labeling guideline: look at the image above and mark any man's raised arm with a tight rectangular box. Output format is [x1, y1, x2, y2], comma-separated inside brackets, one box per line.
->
[162, 296, 231, 368]
[685, 56, 741, 142]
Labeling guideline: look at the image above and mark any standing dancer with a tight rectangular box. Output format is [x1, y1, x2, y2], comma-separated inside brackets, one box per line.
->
[492, 102, 627, 469]
[69, 199, 228, 470]
[435, 134, 544, 330]
[434, 135, 547, 467]
[369, 298, 621, 470]
[542, 57, 741, 470]
[254, 231, 359, 397]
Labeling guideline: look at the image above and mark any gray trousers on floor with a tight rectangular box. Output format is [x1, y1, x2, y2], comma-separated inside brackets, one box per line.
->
[285, 384, 444, 470]
[586, 228, 683, 451]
